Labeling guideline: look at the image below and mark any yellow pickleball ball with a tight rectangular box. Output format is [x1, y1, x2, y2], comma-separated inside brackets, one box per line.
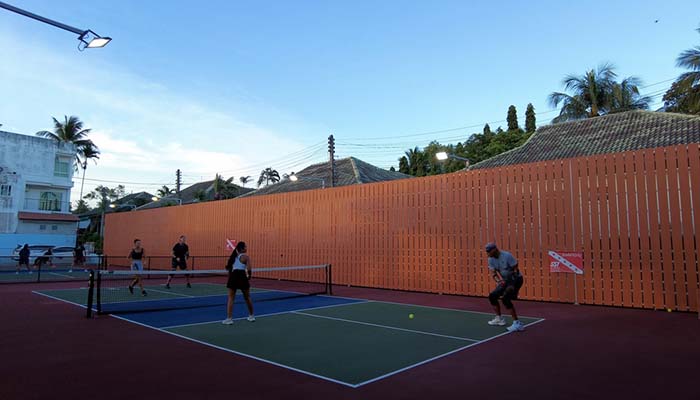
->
[409, 313, 414, 319]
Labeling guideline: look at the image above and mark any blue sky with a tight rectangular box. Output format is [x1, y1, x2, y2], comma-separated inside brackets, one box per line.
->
[0, 0, 698, 202]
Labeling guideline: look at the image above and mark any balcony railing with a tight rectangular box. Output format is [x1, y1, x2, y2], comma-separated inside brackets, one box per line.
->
[24, 198, 70, 213]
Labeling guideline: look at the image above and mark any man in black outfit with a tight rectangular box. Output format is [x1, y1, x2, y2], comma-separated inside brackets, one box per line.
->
[166, 235, 191, 289]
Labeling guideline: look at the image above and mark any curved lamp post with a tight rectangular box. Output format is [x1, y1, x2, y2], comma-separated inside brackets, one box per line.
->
[0, 1, 112, 50]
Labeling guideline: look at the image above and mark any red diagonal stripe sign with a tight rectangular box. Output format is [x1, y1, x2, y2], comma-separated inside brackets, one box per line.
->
[548, 251, 584, 274]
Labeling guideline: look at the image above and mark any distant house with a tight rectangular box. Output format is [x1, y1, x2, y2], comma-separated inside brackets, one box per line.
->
[135, 180, 253, 210]
[471, 111, 700, 169]
[240, 157, 412, 198]
[0, 130, 78, 255]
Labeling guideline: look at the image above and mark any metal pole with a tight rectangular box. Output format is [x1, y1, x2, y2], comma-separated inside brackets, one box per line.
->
[0, 2, 85, 35]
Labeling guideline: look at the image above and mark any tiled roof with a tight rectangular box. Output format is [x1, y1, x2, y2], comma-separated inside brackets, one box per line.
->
[18, 212, 79, 222]
[471, 111, 700, 169]
[240, 157, 412, 198]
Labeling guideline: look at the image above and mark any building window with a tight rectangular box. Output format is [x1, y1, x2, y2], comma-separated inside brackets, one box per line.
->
[52, 225, 58, 231]
[0, 184, 10, 196]
[39, 192, 61, 211]
[54, 157, 70, 177]
[40, 224, 46, 230]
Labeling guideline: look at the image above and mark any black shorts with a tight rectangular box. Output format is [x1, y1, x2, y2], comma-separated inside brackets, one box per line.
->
[19, 257, 29, 265]
[226, 270, 250, 291]
[171, 258, 187, 270]
[491, 275, 524, 298]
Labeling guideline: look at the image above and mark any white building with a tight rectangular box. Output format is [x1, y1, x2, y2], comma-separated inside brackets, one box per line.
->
[0, 130, 78, 255]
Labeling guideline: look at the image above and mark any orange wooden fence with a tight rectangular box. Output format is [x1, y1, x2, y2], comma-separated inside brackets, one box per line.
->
[105, 144, 700, 312]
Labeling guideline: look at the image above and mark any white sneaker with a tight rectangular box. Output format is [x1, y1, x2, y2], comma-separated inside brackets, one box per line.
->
[68, 269, 73, 273]
[507, 320, 525, 332]
[222, 318, 233, 325]
[15, 271, 19, 275]
[487, 316, 506, 326]
[247, 315, 256, 322]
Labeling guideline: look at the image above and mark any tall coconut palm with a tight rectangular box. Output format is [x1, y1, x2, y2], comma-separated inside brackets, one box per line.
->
[36, 116, 99, 166]
[548, 63, 617, 123]
[609, 77, 652, 113]
[257, 168, 280, 187]
[663, 27, 700, 114]
[548, 64, 650, 123]
[77, 143, 100, 203]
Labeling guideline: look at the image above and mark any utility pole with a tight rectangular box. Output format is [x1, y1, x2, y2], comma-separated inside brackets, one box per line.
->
[175, 169, 182, 198]
[328, 134, 336, 188]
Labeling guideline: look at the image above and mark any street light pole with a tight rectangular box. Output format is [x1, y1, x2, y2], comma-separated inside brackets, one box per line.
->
[436, 152, 470, 168]
[0, 1, 112, 49]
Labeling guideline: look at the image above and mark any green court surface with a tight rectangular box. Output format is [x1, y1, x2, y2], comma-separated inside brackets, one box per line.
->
[36, 284, 544, 387]
[0, 269, 92, 283]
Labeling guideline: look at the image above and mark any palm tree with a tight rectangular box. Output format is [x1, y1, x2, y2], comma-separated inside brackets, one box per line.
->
[257, 168, 280, 187]
[609, 77, 651, 113]
[663, 27, 700, 114]
[157, 186, 174, 198]
[548, 63, 617, 123]
[36, 116, 99, 166]
[548, 64, 649, 123]
[403, 147, 429, 176]
[77, 143, 100, 203]
[213, 174, 238, 200]
[239, 176, 252, 187]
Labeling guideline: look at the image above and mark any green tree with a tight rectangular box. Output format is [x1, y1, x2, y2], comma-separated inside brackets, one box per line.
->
[389, 166, 396, 172]
[257, 168, 280, 187]
[398, 156, 409, 174]
[193, 189, 207, 202]
[36, 116, 100, 200]
[483, 123, 492, 136]
[84, 185, 125, 209]
[36, 116, 99, 166]
[213, 174, 238, 199]
[609, 77, 652, 113]
[507, 105, 519, 131]
[663, 26, 700, 114]
[403, 147, 430, 176]
[239, 176, 252, 187]
[548, 64, 649, 123]
[525, 103, 536, 133]
[157, 186, 175, 197]
[73, 199, 90, 214]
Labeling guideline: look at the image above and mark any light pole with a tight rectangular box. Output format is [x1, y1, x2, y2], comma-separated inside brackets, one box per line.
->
[0, 1, 112, 50]
[436, 152, 470, 168]
[289, 173, 325, 189]
[109, 204, 136, 211]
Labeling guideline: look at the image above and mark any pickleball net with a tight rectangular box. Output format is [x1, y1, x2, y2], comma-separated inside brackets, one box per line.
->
[87, 264, 332, 315]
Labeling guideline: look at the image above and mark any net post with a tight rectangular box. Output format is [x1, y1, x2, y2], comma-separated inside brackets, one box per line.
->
[36, 257, 42, 283]
[96, 269, 102, 314]
[191, 256, 196, 271]
[328, 264, 333, 295]
[86, 269, 94, 318]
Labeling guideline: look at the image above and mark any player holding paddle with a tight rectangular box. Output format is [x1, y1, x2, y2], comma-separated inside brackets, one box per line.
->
[222, 241, 255, 325]
[485, 242, 524, 332]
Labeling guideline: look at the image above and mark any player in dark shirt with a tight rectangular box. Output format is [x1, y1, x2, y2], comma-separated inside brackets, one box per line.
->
[166, 235, 191, 289]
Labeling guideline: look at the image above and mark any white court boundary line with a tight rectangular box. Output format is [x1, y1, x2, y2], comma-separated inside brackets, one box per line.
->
[31, 289, 546, 388]
[159, 299, 367, 330]
[292, 311, 479, 342]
